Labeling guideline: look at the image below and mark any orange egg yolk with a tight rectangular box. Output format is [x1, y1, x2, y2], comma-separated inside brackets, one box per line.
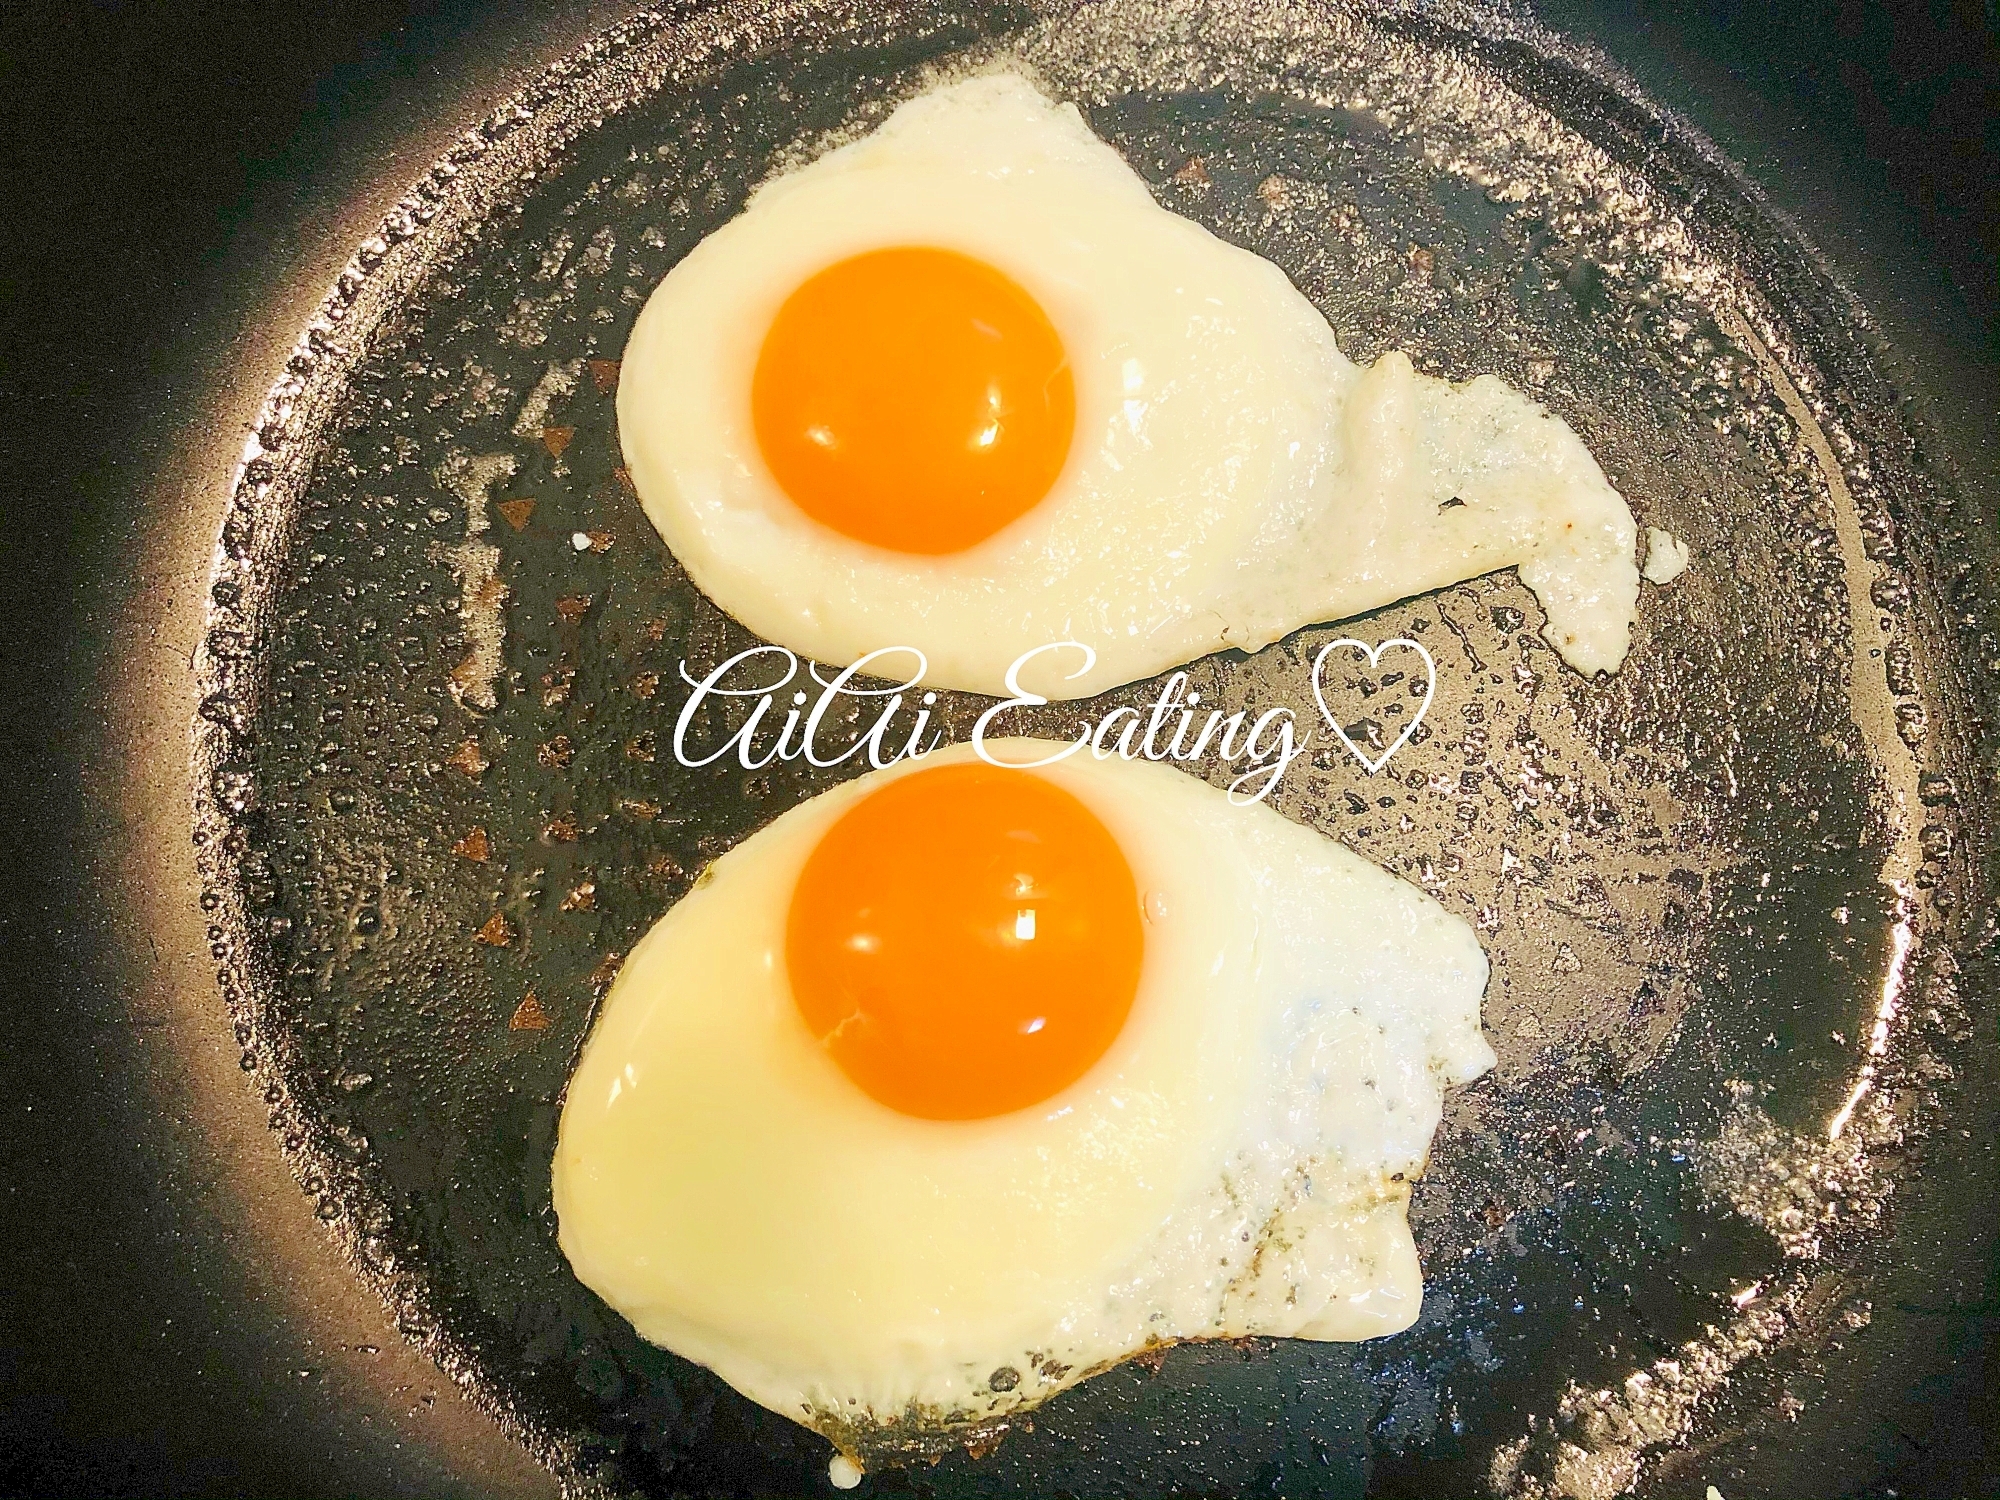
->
[786, 762, 1143, 1120]
[751, 246, 1077, 555]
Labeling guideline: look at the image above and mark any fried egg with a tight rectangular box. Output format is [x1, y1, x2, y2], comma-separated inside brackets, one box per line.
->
[553, 742, 1495, 1466]
[617, 71, 1640, 699]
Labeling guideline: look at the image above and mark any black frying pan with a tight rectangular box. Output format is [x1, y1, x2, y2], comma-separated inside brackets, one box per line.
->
[5, 3, 1997, 1498]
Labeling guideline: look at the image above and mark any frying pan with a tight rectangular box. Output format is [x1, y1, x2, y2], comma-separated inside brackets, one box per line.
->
[4, 2, 1997, 1496]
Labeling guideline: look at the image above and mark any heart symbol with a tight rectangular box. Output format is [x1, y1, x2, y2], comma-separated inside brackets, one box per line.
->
[1310, 637, 1436, 775]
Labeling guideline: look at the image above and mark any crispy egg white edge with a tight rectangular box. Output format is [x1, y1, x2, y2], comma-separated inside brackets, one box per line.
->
[552, 742, 1495, 1445]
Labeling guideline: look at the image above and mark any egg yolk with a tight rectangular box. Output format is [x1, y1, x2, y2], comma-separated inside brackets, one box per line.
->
[786, 762, 1143, 1120]
[751, 247, 1076, 555]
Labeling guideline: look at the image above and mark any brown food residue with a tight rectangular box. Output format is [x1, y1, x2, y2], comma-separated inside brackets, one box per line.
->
[555, 594, 593, 624]
[1172, 155, 1211, 186]
[509, 991, 551, 1031]
[475, 912, 517, 947]
[542, 813, 581, 843]
[537, 734, 576, 770]
[445, 738, 490, 777]
[452, 826, 492, 862]
[448, 568, 507, 706]
[612, 465, 637, 497]
[1129, 1343, 1174, 1377]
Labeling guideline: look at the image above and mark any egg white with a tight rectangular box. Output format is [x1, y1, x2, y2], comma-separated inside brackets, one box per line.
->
[618, 71, 1640, 700]
[552, 742, 1495, 1461]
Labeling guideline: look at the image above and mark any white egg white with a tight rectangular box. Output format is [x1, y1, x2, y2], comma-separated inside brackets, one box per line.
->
[618, 70, 1640, 699]
[553, 742, 1495, 1463]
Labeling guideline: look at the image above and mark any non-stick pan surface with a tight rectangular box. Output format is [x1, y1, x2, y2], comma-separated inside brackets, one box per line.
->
[9, 1, 1997, 1497]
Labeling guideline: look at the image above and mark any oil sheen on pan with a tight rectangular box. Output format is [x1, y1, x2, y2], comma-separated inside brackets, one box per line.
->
[190, 3, 1989, 1497]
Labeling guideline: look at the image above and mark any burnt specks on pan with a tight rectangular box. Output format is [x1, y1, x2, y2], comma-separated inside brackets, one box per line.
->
[510, 991, 553, 1032]
[444, 737, 489, 777]
[187, 2, 1990, 1497]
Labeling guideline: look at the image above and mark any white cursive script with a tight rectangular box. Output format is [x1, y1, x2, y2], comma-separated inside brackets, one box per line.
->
[970, 642, 1309, 804]
[662, 638, 1426, 795]
[673, 645, 943, 771]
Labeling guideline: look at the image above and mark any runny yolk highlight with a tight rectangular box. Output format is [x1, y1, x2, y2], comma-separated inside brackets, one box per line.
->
[751, 246, 1076, 555]
[786, 763, 1142, 1120]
